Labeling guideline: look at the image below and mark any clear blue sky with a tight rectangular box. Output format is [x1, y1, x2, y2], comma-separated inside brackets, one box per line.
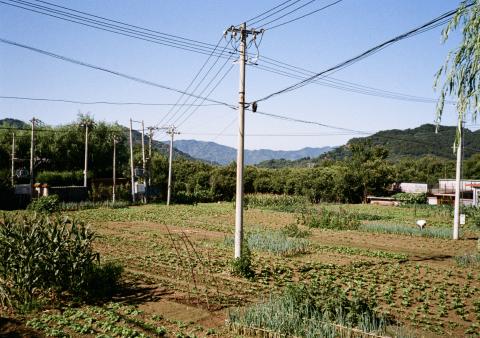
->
[0, 0, 467, 151]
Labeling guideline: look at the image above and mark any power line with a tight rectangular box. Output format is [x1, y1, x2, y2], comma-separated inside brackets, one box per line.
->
[154, 36, 230, 127]
[244, 0, 296, 24]
[260, 55, 456, 104]
[174, 62, 235, 128]
[30, 0, 220, 49]
[180, 132, 362, 137]
[263, 0, 343, 30]
[1, 0, 234, 58]
[160, 38, 235, 127]
[247, 0, 304, 27]
[0, 38, 236, 109]
[253, 4, 473, 104]
[0, 95, 224, 107]
[4, 0, 446, 108]
[253, 63, 451, 104]
[250, 109, 480, 153]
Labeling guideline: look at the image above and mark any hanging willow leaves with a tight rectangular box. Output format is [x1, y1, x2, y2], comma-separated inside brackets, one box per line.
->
[435, 0, 480, 147]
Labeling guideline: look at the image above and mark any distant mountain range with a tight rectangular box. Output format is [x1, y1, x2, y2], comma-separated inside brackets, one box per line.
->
[173, 139, 333, 165]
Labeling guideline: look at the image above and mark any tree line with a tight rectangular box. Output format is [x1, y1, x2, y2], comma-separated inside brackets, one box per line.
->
[1, 116, 480, 208]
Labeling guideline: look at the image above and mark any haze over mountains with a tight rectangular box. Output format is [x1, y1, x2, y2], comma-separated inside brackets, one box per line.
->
[173, 139, 333, 165]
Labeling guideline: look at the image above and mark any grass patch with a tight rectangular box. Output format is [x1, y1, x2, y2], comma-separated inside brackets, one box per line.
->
[455, 252, 480, 267]
[225, 230, 310, 256]
[60, 200, 131, 211]
[359, 223, 452, 239]
[317, 245, 408, 261]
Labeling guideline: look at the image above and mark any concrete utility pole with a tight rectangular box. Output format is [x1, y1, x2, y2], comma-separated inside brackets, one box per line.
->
[147, 126, 158, 187]
[453, 121, 463, 240]
[129, 118, 136, 202]
[30, 117, 36, 195]
[112, 136, 117, 204]
[11, 132, 15, 187]
[226, 23, 263, 258]
[166, 126, 180, 206]
[141, 120, 146, 203]
[79, 119, 94, 188]
[83, 124, 89, 187]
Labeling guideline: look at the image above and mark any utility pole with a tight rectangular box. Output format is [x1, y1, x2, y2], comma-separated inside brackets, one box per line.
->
[112, 136, 117, 204]
[83, 124, 89, 187]
[226, 23, 263, 258]
[141, 120, 146, 203]
[453, 121, 463, 240]
[11, 132, 15, 187]
[30, 117, 36, 195]
[79, 119, 94, 188]
[147, 126, 158, 187]
[166, 126, 180, 206]
[148, 127, 154, 187]
[129, 118, 136, 202]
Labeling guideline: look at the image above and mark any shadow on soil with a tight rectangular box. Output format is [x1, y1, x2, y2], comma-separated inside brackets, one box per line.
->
[0, 317, 43, 338]
[111, 283, 173, 305]
[409, 254, 453, 263]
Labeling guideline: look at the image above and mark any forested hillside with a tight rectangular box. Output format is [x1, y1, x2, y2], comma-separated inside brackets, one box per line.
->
[324, 124, 480, 161]
[259, 124, 480, 169]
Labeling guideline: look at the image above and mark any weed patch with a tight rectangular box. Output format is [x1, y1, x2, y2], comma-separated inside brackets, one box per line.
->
[455, 252, 480, 267]
[359, 223, 451, 239]
[298, 207, 360, 230]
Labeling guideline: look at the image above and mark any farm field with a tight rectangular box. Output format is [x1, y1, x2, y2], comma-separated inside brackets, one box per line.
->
[2, 201, 480, 337]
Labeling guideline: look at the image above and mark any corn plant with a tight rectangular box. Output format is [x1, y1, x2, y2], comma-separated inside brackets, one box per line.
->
[0, 213, 122, 308]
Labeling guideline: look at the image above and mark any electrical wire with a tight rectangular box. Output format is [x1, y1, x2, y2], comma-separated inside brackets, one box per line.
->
[3, 0, 446, 108]
[253, 63, 452, 104]
[0, 38, 237, 109]
[0, 95, 223, 107]
[253, 4, 473, 103]
[160, 37, 234, 127]
[263, 0, 343, 30]
[1, 0, 234, 58]
[172, 56, 235, 127]
[250, 109, 480, 153]
[244, 0, 296, 25]
[247, 0, 304, 27]
[259, 55, 456, 104]
[154, 36, 231, 127]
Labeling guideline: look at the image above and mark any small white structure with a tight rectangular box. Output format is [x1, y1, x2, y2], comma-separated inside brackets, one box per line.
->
[399, 183, 428, 194]
[134, 182, 145, 194]
[471, 185, 480, 207]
